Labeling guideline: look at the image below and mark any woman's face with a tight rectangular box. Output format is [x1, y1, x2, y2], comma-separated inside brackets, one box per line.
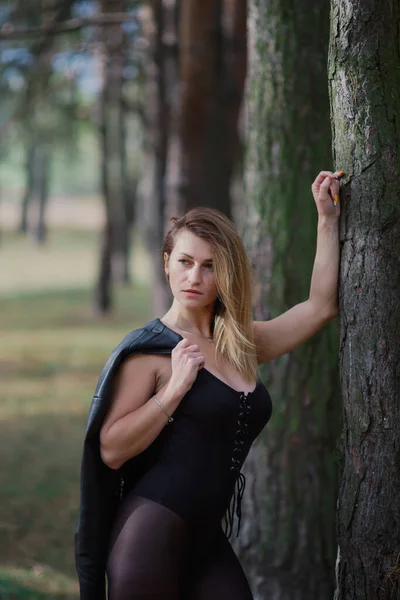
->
[164, 230, 218, 307]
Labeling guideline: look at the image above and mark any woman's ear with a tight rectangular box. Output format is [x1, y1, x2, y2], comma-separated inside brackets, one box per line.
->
[163, 252, 169, 279]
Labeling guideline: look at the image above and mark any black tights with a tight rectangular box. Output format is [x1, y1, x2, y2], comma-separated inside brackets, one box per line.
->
[106, 494, 254, 600]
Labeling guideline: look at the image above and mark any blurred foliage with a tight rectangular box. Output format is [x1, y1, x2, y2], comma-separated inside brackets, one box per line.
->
[1, 128, 99, 197]
[0, 2, 149, 593]
[0, 0, 145, 194]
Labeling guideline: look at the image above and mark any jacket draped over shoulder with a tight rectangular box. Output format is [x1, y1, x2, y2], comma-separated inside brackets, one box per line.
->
[75, 318, 181, 600]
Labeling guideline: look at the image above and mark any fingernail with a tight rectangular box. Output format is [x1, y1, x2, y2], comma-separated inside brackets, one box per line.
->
[333, 170, 345, 180]
[334, 195, 339, 205]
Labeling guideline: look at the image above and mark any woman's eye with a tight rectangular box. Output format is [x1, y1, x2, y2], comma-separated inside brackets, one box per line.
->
[178, 259, 213, 270]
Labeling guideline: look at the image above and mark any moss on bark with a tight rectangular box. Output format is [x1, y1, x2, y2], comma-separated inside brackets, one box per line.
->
[239, 1, 342, 597]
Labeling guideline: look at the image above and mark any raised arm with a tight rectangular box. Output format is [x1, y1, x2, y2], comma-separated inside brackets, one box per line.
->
[254, 170, 341, 364]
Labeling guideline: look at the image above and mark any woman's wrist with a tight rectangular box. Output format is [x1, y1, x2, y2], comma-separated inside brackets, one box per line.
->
[159, 381, 187, 409]
[317, 215, 339, 231]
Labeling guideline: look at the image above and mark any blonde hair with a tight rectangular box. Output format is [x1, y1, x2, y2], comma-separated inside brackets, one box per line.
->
[162, 207, 258, 383]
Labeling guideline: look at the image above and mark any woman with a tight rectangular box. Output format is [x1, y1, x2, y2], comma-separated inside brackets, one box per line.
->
[99, 170, 341, 599]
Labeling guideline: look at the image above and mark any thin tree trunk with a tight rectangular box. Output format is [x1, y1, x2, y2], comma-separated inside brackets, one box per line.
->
[143, 0, 170, 316]
[96, 220, 113, 313]
[95, 67, 113, 313]
[240, 2, 341, 598]
[35, 145, 50, 245]
[19, 145, 36, 234]
[119, 63, 132, 285]
[329, 3, 400, 598]
[94, 0, 126, 312]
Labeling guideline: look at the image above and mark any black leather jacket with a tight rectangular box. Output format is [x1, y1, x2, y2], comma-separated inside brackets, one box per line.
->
[74, 318, 181, 600]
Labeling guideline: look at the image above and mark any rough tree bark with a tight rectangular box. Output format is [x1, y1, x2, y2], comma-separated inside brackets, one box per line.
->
[329, 2, 400, 598]
[239, 1, 342, 598]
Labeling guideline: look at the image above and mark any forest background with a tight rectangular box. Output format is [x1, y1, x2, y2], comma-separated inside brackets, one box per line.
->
[0, 1, 399, 600]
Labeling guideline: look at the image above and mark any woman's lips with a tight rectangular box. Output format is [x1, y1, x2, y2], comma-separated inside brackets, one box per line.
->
[183, 290, 202, 295]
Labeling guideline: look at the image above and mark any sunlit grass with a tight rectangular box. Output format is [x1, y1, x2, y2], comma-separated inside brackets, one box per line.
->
[0, 227, 151, 293]
[0, 228, 152, 597]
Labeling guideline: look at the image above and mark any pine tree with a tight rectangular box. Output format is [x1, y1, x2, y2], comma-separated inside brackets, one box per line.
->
[329, 2, 400, 598]
[240, 1, 342, 596]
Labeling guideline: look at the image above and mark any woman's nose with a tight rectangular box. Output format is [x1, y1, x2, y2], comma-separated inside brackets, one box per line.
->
[188, 266, 201, 284]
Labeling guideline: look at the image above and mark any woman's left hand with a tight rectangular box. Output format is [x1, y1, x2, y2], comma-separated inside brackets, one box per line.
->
[311, 170, 343, 219]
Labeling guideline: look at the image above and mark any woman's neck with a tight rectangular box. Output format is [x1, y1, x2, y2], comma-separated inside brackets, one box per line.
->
[162, 310, 214, 339]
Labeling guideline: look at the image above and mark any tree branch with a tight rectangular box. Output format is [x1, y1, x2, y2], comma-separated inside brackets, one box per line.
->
[0, 12, 138, 40]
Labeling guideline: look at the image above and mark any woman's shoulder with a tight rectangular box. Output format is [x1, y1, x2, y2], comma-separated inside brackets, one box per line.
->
[110, 318, 174, 382]
[93, 319, 167, 397]
[113, 352, 161, 388]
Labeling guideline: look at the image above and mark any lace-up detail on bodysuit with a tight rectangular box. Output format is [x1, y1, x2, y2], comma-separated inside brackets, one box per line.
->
[223, 393, 251, 539]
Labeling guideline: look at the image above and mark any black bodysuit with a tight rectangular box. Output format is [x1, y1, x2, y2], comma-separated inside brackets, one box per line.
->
[106, 360, 272, 600]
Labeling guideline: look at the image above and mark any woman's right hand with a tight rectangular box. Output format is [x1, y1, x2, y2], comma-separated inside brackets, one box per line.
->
[168, 338, 205, 395]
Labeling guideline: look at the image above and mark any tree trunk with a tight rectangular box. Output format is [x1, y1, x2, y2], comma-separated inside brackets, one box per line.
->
[140, 0, 171, 317]
[178, 0, 245, 216]
[222, 0, 247, 225]
[164, 0, 182, 223]
[119, 66, 132, 285]
[95, 74, 113, 314]
[96, 220, 113, 313]
[240, 2, 342, 598]
[19, 145, 36, 235]
[94, 0, 126, 312]
[35, 145, 50, 245]
[329, 3, 400, 599]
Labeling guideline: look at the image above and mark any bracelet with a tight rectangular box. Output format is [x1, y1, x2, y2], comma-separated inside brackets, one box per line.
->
[152, 395, 174, 424]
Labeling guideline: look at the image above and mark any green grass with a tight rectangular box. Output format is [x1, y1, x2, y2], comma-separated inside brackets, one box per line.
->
[0, 565, 79, 599]
[0, 228, 152, 598]
[0, 228, 151, 293]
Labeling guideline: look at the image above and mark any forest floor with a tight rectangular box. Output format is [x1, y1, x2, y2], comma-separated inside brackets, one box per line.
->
[0, 226, 151, 599]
